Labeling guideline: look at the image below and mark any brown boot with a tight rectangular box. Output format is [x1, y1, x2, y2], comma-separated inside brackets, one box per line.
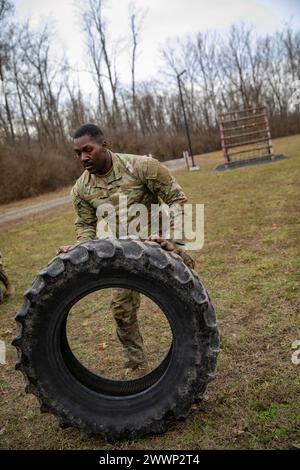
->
[123, 362, 149, 380]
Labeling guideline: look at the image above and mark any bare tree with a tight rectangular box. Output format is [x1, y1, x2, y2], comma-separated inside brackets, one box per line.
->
[0, 0, 15, 142]
[65, 77, 90, 135]
[83, 0, 120, 125]
[14, 23, 67, 147]
[128, 3, 146, 109]
[83, 9, 109, 121]
[11, 36, 30, 146]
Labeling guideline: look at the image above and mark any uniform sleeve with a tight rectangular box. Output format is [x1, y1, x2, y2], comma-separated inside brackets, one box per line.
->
[71, 186, 97, 242]
[138, 157, 188, 247]
[141, 157, 188, 206]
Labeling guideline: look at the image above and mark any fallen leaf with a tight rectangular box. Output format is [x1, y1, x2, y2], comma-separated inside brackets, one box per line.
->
[233, 426, 247, 436]
[98, 342, 108, 352]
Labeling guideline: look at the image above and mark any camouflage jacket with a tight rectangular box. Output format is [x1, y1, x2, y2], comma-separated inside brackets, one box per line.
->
[71, 151, 187, 245]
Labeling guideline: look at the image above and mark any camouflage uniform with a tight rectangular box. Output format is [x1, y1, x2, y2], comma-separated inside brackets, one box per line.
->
[0, 252, 10, 290]
[71, 151, 194, 368]
[0, 252, 9, 303]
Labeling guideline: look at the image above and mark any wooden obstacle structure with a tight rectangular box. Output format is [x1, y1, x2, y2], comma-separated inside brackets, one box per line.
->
[218, 106, 273, 163]
[182, 150, 199, 171]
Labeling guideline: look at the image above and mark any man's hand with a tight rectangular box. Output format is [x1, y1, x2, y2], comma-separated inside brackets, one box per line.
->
[147, 235, 176, 251]
[56, 245, 72, 255]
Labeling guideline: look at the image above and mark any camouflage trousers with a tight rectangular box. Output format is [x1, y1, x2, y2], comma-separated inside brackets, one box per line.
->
[0, 252, 9, 289]
[110, 248, 195, 369]
[111, 288, 145, 368]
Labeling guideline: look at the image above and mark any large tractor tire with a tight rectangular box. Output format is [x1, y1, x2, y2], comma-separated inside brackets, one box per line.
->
[13, 238, 219, 442]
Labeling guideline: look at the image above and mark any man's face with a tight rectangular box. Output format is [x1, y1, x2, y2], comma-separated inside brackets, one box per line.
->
[73, 134, 109, 174]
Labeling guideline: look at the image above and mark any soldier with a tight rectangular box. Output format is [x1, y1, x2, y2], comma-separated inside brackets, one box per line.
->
[58, 124, 194, 378]
[0, 252, 15, 303]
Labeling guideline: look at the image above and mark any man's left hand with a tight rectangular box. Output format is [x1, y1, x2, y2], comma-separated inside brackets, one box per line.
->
[147, 235, 176, 251]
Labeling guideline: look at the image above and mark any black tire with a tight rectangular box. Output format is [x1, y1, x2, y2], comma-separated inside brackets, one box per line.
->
[13, 238, 220, 441]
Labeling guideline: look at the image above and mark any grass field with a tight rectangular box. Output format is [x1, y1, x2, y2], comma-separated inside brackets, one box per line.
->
[0, 134, 299, 449]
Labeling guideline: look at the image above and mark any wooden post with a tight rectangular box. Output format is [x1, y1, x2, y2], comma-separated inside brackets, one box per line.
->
[263, 107, 273, 157]
[183, 150, 190, 170]
[218, 115, 230, 162]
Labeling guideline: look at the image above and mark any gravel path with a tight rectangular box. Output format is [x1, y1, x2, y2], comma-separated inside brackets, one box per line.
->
[0, 196, 71, 225]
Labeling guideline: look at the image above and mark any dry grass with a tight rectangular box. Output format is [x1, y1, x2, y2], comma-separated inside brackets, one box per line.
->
[67, 290, 172, 380]
[0, 134, 299, 449]
[0, 143, 81, 204]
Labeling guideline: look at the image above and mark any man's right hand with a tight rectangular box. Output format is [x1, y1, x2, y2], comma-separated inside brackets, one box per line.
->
[56, 245, 72, 255]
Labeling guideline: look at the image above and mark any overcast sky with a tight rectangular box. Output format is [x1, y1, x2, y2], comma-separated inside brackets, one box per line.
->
[14, 0, 300, 89]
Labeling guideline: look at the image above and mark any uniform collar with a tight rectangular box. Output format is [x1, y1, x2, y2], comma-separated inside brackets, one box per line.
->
[88, 151, 122, 188]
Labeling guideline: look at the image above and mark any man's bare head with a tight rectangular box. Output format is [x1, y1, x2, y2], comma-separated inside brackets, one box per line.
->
[73, 124, 112, 175]
[73, 123, 105, 143]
